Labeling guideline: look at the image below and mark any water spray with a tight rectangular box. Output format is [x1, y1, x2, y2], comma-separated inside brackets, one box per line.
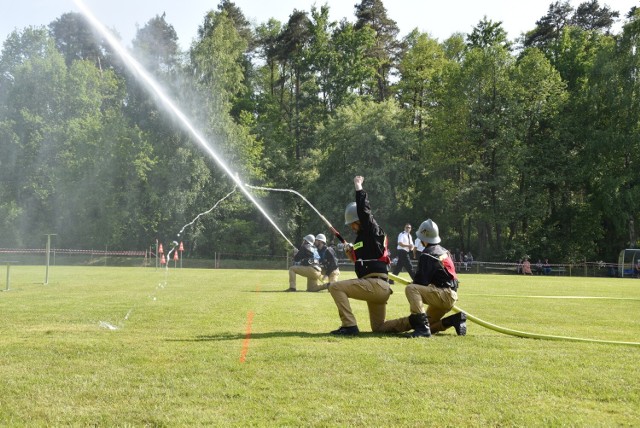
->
[166, 241, 179, 266]
[74, 0, 294, 250]
[73, 3, 629, 345]
[388, 273, 640, 347]
[177, 186, 237, 238]
[245, 184, 348, 244]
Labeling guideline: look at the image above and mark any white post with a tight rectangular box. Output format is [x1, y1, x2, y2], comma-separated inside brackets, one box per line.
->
[5, 262, 10, 291]
[44, 234, 57, 285]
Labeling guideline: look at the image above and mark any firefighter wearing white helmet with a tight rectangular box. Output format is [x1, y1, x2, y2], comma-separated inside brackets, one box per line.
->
[286, 234, 323, 292]
[326, 176, 398, 336]
[401, 218, 467, 337]
[314, 233, 340, 286]
[417, 219, 440, 244]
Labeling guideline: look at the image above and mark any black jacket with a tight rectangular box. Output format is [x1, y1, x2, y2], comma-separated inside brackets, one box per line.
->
[353, 189, 389, 278]
[413, 244, 458, 289]
[318, 246, 339, 275]
[293, 241, 319, 266]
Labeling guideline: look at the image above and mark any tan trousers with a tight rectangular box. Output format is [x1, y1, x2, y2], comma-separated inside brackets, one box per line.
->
[328, 277, 393, 331]
[325, 269, 340, 284]
[405, 283, 457, 329]
[289, 265, 323, 291]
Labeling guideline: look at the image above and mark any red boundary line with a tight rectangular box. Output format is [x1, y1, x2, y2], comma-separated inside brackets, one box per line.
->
[239, 311, 255, 363]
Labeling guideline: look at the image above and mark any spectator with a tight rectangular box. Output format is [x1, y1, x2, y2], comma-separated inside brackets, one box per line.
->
[535, 259, 543, 275]
[543, 259, 552, 275]
[635, 259, 640, 278]
[457, 249, 465, 271]
[522, 257, 533, 275]
[391, 223, 415, 281]
[413, 236, 425, 259]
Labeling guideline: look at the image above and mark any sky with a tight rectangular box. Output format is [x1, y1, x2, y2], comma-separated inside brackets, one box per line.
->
[1, 0, 637, 51]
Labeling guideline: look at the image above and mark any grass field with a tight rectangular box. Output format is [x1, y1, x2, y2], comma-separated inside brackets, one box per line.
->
[1, 266, 639, 426]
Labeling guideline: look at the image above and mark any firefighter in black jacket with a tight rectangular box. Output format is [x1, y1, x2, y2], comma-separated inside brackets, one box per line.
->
[287, 234, 322, 292]
[403, 218, 467, 337]
[315, 234, 340, 286]
[328, 176, 393, 335]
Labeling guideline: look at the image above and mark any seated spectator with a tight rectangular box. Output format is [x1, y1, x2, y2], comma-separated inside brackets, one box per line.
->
[535, 259, 543, 275]
[522, 258, 533, 275]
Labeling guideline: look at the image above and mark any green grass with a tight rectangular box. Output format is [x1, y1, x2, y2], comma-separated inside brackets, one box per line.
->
[1, 267, 639, 426]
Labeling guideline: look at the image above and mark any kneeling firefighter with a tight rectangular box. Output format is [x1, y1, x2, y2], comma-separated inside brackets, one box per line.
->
[403, 219, 466, 337]
[315, 234, 340, 286]
[327, 176, 393, 335]
[286, 234, 323, 292]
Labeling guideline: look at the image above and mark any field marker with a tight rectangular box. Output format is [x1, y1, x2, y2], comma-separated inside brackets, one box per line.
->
[240, 311, 255, 363]
[465, 293, 640, 301]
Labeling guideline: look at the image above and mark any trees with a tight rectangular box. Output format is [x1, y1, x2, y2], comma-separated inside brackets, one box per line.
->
[49, 12, 112, 69]
[314, 98, 418, 233]
[354, 0, 400, 101]
[0, 28, 68, 246]
[2, 0, 640, 262]
[396, 30, 447, 134]
[578, 10, 640, 257]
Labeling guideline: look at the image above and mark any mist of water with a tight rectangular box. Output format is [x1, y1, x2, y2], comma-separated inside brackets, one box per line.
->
[177, 186, 237, 238]
[73, 0, 294, 249]
[245, 184, 345, 242]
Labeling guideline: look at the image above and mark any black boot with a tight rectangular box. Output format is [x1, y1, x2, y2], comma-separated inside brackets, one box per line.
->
[442, 312, 467, 336]
[330, 325, 359, 336]
[408, 313, 431, 338]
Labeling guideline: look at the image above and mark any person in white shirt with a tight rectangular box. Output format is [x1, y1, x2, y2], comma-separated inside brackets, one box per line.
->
[391, 223, 415, 281]
[413, 236, 425, 259]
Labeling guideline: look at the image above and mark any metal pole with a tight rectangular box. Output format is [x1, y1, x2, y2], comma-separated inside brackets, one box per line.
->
[5, 262, 10, 291]
[155, 240, 158, 270]
[44, 234, 57, 285]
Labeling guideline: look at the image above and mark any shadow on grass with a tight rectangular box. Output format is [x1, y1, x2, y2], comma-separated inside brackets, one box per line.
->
[169, 331, 400, 341]
[243, 290, 330, 293]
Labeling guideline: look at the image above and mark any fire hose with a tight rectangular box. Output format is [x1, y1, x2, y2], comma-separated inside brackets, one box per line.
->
[388, 273, 640, 347]
[243, 183, 639, 347]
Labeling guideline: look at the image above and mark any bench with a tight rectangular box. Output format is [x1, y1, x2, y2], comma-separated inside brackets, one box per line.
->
[484, 265, 518, 274]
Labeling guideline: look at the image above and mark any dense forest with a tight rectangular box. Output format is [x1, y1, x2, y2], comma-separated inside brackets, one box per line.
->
[1, 0, 639, 264]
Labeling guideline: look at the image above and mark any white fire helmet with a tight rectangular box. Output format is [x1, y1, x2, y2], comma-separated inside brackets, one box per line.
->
[344, 202, 359, 225]
[416, 219, 441, 244]
[303, 234, 315, 245]
[316, 234, 327, 243]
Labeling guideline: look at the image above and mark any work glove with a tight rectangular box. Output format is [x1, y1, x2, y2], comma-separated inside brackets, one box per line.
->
[344, 243, 356, 263]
